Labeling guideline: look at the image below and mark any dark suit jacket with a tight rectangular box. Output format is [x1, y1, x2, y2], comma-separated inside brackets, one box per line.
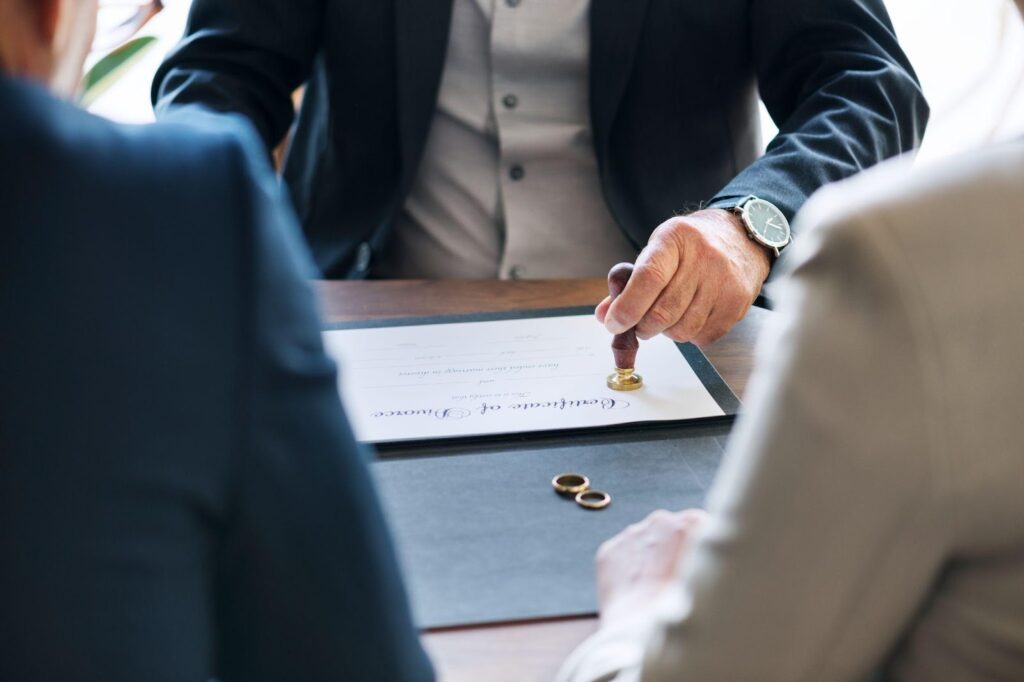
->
[0, 75, 433, 682]
[153, 0, 928, 279]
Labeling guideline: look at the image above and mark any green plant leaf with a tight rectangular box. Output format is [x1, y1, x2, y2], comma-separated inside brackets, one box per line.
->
[80, 36, 158, 108]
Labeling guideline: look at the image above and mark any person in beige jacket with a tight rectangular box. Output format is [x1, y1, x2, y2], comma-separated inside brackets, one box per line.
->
[557, 4, 1024, 679]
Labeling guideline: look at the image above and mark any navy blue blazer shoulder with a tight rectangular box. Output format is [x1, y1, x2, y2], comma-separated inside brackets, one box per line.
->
[0, 76, 433, 682]
[153, 0, 928, 279]
[151, 0, 929, 278]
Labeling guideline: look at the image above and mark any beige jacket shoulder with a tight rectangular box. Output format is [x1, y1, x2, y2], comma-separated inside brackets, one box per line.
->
[557, 141, 1024, 682]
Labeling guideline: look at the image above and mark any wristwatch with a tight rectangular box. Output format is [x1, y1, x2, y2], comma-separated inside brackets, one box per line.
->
[731, 196, 792, 258]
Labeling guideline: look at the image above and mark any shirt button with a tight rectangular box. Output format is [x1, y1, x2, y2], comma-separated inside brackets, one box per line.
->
[355, 242, 372, 272]
[506, 0, 521, 7]
[502, 94, 518, 109]
[509, 265, 526, 280]
[509, 165, 525, 181]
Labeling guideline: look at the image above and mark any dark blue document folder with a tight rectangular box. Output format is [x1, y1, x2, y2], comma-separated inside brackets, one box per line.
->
[327, 308, 740, 628]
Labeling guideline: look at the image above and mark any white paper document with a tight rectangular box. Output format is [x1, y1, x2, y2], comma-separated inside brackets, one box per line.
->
[322, 314, 724, 443]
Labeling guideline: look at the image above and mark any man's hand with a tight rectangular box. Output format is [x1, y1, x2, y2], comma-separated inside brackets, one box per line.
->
[596, 209, 770, 346]
[596, 509, 708, 625]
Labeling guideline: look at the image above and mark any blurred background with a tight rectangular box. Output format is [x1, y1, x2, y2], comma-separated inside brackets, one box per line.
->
[89, 0, 1024, 166]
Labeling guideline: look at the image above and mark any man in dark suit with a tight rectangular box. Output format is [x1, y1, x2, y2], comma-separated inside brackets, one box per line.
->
[153, 0, 927, 347]
[0, 1, 433, 680]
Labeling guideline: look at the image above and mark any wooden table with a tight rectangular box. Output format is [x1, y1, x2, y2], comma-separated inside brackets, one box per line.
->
[315, 279, 770, 682]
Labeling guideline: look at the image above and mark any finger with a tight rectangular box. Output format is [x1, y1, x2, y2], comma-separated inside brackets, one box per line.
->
[692, 290, 750, 347]
[665, 510, 710, 571]
[605, 240, 679, 334]
[633, 509, 703, 544]
[691, 310, 730, 347]
[641, 514, 696, 578]
[645, 508, 677, 525]
[634, 269, 700, 340]
[664, 510, 709, 546]
[594, 296, 612, 323]
[663, 285, 714, 344]
[646, 508, 691, 532]
[643, 510, 692, 547]
[646, 509, 706, 541]
[677, 509, 709, 529]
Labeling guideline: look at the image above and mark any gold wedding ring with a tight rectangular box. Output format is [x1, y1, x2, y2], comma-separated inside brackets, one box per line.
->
[575, 489, 612, 510]
[552, 473, 590, 495]
[552, 473, 612, 510]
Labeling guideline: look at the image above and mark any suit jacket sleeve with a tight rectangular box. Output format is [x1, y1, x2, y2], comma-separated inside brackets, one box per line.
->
[151, 0, 325, 150]
[708, 0, 928, 226]
[557, 186, 949, 681]
[212, 128, 434, 682]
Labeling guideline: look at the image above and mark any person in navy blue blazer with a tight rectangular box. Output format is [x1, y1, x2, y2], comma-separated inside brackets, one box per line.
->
[0, 1, 433, 680]
[153, 0, 927, 348]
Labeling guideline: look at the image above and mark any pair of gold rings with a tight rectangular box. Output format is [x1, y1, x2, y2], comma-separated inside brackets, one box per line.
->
[551, 473, 611, 510]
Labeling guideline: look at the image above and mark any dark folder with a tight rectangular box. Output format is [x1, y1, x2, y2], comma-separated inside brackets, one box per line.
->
[326, 307, 739, 629]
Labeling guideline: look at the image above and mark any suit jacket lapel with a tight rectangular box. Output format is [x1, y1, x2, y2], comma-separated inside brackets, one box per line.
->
[394, 0, 455, 182]
[590, 0, 653, 166]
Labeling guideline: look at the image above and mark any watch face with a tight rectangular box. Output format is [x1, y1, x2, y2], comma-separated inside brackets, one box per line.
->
[745, 199, 791, 248]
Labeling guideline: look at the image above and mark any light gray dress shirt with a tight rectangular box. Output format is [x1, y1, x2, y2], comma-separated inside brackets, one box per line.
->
[557, 140, 1024, 681]
[375, 0, 638, 280]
